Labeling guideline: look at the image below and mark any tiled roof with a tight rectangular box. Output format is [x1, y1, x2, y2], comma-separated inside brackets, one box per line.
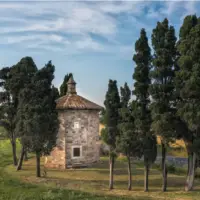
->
[56, 94, 103, 110]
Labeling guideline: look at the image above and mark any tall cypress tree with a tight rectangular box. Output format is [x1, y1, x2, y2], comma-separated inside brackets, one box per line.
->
[117, 83, 142, 190]
[150, 18, 177, 192]
[175, 15, 200, 191]
[0, 67, 18, 166]
[10, 57, 38, 169]
[60, 73, 72, 97]
[16, 61, 58, 177]
[0, 57, 37, 166]
[133, 28, 157, 192]
[102, 80, 120, 190]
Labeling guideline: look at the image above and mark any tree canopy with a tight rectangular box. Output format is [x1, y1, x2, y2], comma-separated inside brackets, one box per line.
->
[133, 28, 157, 192]
[60, 73, 72, 97]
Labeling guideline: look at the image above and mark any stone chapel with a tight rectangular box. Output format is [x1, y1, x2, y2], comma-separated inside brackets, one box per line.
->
[45, 75, 102, 169]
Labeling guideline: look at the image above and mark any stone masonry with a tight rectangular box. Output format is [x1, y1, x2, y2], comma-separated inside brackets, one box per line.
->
[45, 75, 102, 169]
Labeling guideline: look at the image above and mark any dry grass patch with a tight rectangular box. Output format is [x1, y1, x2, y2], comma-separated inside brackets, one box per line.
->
[5, 156, 200, 200]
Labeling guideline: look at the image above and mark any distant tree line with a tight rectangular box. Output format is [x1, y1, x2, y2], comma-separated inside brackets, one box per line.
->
[102, 15, 200, 192]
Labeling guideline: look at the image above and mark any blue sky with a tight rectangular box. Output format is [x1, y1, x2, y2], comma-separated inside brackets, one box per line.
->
[0, 1, 199, 106]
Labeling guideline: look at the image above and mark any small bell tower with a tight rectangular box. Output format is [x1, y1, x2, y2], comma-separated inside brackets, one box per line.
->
[67, 75, 77, 95]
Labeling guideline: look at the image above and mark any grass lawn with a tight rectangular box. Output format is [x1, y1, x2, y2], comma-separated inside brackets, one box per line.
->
[1, 140, 200, 200]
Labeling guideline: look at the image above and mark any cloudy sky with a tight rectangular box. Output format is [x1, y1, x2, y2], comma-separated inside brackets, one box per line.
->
[0, 1, 199, 106]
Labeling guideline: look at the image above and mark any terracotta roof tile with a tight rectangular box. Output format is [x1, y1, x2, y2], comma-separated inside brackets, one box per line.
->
[56, 94, 103, 110]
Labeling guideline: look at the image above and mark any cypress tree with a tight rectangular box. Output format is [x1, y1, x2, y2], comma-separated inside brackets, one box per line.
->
[11, 57, 38, 169]
[102, 80, 120, 190]
[52, 85, 60, 99]
[16, 61, 59, 177]
[117, 83, 142, 190]
[0, 67, 18, 166]
[99, 108, 106, 125]
[133, 28, 157, 192]
[60, 73, 72, 97]
[0, 57, 37, 166]
[175, 15, 200, 191]
[150, 18, 177, 192]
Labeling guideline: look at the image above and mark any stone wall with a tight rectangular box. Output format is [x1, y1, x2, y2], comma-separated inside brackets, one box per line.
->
[45, 112, 66, 169]
[64, 110, 100, 167]
[45, 109, 100, 169]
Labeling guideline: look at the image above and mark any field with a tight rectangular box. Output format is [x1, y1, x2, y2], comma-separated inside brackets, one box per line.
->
[99, 124, 187, 158]
[1, 140, 200, 200]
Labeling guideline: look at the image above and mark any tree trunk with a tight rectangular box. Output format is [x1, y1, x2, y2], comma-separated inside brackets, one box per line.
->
[109, 155, 114, 190]
[11, 139, 18, 166]
[144, 164, 149, 192]
[185, 152, 196, 191]
[36, 152, 41, 177]
[24, 150, 28, 161]
[16, 146, 25, 171]
[161, 142, 167, 192]
[127, 155, 132, 190]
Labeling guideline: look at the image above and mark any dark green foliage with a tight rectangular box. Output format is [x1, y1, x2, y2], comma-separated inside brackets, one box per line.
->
[150, 18, 177, 144]
[103, 79, 120, 189]
[133, 28, 157, 166]
[52, 85, 60, 100]
[103, 80, 120, 148]
[0, 126, 6, 138]
[60, 73, 72, 97]
[117, 103, 143, 157]
[175, 15, 200, 191]
[0, 57, 38, 166]
[99, 108, 106, 124]
[117, 83, 142, 158]
[133, 29, 157, 191]
[176, 15, 200, 132]
[150, 18, 177, 191]
[117, 83, 143, 190]
[16, 61, 59, 177]
[120, 83, 131, 108]
[0, 67, 13, 134]
[143, 135, 157, 166]
[132, 28, 151, 140]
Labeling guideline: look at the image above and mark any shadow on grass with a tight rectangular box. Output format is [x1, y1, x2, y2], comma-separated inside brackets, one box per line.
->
[43, 175, 188, 191]
[0, 169, 154, 200]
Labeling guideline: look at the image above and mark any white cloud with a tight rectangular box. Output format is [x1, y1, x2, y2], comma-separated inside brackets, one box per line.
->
[181, 1, 198, 20]
[0, 34, 65, 44]
[75, 36, 104, 51]
[0, 2, 117, 36]
[160, 1, 180, 16]
[146, 8, 162, 19]
[0, 1, 197, 56]
[98, 1, 149, 15]
[0, 1, 142, 55]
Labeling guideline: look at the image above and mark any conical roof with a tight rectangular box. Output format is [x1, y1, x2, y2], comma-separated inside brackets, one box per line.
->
[56, 76, 102, 110]
[56, 94, 102, 110]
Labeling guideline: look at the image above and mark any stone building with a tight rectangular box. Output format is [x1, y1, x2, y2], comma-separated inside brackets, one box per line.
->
[45, 76, 102, 169]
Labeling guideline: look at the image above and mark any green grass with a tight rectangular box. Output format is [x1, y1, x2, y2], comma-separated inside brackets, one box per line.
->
[0, 140, 128, 200]
[1, 140, 200, 200]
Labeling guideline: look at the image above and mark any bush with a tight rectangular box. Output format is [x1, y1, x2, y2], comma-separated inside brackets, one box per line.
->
[167, 163, 176, 173]
[153, 162, 185, 175]
[99, 142, 109, 156]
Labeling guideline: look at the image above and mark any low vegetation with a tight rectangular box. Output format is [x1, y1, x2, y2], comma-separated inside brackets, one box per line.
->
[0, 140, 127, 200]
[1, 140, 200, 200]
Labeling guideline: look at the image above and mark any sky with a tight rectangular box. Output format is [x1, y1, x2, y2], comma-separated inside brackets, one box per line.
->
[0, 0, 199, 106]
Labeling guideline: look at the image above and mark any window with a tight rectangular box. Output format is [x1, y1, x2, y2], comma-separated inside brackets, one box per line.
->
[72, 146, 82, 158]
[74, 122, 79, 129]
[73, 148, 80, 157]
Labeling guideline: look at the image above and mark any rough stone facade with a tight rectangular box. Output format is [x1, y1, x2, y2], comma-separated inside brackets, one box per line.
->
[45, 75, 102, 169]
[45, 110, 100, 169]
